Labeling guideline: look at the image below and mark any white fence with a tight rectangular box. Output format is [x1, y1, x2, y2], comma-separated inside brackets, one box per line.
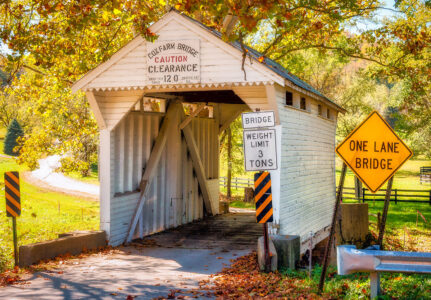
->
[219, 177, 253, 189]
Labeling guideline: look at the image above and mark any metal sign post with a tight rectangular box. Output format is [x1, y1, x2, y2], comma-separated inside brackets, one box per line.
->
[242, 111, 277, 273]
[318, 163, 347, 293]
[254, 171, 273, 272]
[377, 176, 393, 249]
[5, 171, 21, 267]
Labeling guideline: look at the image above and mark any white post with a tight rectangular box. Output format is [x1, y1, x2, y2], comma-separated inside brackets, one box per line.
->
[269, 125, 282, 235]
[370, 272, 380, 299]
[99, 129, 112, 239]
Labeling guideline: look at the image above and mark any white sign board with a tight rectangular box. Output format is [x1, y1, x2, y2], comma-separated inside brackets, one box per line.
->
[243, 129, 278, 171]
[147, 40, 200, 85]
[242, 111, 275, 129]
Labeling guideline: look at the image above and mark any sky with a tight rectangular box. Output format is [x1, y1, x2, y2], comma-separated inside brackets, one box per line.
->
[349, 0, 400, 32]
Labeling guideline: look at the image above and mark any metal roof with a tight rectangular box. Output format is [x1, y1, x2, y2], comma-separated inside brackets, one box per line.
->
[177, 10, 344, 112]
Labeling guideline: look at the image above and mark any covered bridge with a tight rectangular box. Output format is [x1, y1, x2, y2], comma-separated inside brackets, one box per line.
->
[72, 10, 345, 250]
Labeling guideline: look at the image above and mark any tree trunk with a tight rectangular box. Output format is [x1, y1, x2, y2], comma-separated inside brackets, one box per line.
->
[227, 126, 232, 199]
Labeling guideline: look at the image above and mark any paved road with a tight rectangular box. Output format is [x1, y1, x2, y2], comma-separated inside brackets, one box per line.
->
[0, 213, 259, 299]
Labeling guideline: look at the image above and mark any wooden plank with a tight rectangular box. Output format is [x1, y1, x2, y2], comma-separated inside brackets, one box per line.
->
[265, 85, 281, 125]
[127, 116, 135, 191]
[181, 111, 215, 215]
[125, 100, 181, 243]
[72, 36, 144, 92]
[179, 103, 206, 129]
[219, 106, 247, 134]
[99, 129, 112, 235]
[86, 92, 107, 129]
[118, 120, 126, 193]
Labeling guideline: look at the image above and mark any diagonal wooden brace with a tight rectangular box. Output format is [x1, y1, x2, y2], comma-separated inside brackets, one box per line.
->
[180, 110, 215, 215]
[179, 103, 206, 130]
[124, 100, 181, 243]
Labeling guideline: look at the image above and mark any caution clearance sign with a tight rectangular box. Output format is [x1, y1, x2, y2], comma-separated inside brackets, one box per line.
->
[336, 111, 412, 193]
[4, 171, 21, 217]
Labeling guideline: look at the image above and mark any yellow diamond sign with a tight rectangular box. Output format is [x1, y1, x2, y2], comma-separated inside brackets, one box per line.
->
[336, 111, 413, 193]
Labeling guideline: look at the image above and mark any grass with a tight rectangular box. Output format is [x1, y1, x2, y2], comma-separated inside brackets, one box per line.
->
[281, 264, 431, 299]
[64, 163, 99, 185]
[66, 170, 99, 185]
[0, 156, 99, 272]
[229, 200, 254, 209]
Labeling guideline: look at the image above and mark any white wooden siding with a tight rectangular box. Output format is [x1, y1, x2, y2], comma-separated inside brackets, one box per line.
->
[275, 86, 337, 247]
[232, 86, 270, 112]
[107, 107, 220, 245]
[94, 91, 144, 130]
[87, 17, 277, 90]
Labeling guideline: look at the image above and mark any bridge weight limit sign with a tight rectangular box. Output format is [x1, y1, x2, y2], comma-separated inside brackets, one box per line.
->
[242, 111, 278, 272]
[242, 111, 278, 171]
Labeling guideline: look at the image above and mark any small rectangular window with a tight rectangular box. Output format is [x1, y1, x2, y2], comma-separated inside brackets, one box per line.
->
[300, 97, 306, 110]
[318, 104, 322, 116]
[286, 92, 293, 106]
[326, 108, 331, 119]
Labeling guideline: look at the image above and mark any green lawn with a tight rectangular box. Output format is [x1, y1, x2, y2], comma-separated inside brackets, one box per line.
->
[66, 170, 99, 185]
[0, 156, 99, 272]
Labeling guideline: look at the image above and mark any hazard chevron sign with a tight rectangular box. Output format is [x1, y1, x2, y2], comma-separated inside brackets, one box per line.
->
[4, 171, 21, 217]
[254, 171, 273, 223]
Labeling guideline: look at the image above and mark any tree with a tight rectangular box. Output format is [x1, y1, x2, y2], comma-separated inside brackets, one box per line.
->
[0, 0, 428, 173]
[4, 119, 23, 156]
[11, 71, 98, 175]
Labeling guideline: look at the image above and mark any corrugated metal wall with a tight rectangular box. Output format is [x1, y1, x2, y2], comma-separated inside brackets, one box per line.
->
[109, 109, 219, 245]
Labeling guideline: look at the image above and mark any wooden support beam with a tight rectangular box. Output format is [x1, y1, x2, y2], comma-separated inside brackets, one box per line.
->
[265, 85, 280, 125]
[179, 103, 206, 130]
[86, 91, 107, 129]
[124, 100, 181, 243]
[181, 111, 215, 216]
[219, 107, 246, 134]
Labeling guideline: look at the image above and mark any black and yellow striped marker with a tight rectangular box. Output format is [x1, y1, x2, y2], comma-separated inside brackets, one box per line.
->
[5, 171, 21, 217]
[254, 171, 273, 223]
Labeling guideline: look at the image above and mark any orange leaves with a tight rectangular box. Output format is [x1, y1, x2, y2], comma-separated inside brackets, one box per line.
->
[258, 56, 265, 63]
[284, 12, 292, 20]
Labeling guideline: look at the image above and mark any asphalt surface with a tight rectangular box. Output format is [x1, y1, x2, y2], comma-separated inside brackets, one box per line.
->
[0, 213, 258, 299]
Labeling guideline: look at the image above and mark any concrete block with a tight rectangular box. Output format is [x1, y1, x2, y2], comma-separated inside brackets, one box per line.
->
[257, 236, 277, 272]
[271, 235, 300, 270]
[19, 230, 106, 267]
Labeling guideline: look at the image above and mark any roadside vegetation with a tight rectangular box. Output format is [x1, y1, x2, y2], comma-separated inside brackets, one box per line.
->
[0, 154, 99, 272]
[196, 251, 431, 299]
